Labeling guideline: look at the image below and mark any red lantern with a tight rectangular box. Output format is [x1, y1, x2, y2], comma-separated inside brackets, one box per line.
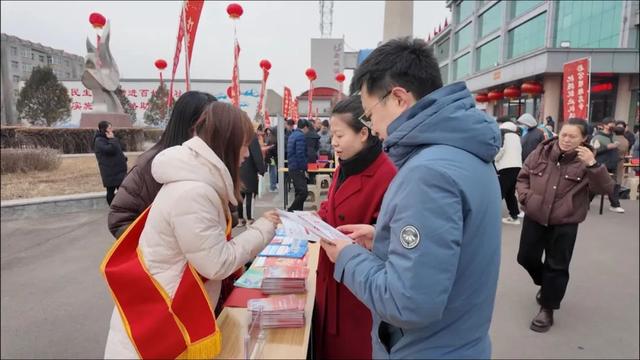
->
[503, 86, 521, 99]
[259, 59, 272, 71]
[487, 90, 504, 101]
[89, 12, 106, 29]
[521, 81, 543, 95]
[227, 86, 233, 98]
[335, 73, 345, 83]
[305, 68, 317, 81]
[227, 3, 243, 19]
[475, 93, 488, 103]
[154, 59, 167, 71]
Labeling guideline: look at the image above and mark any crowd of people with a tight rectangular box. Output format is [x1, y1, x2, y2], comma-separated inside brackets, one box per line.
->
[96, 36, 638, 359]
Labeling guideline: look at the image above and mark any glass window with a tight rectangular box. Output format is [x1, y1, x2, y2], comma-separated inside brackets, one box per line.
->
[479, 1, 503, 38]
[440, 64, 449, 84]
[453, 53, 471, 80]
[555, 0, 622, 48]
[11, 61, 19, 70]
[66, 72, 71, 79]
[435, 38, 450, 63]
[39, 55, 45, 63]
[21, 48, 30, 58]
[476, 37, 500, 71]
[64, 59, 70, 67]
[13, 75, 20, 83]
[508, 12, 547, 59]
[456, 0, 475, 23]
[511, 0, 542, 19]
[10, 46, 18, 56]
[455, 24, 472, 53]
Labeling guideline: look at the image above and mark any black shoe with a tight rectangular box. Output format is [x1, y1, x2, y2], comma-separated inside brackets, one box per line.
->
[530, 307, 554, 333]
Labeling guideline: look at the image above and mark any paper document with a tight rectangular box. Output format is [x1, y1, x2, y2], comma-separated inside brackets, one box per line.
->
[276, 210, 321, 241]
[293, 211, 353, 243]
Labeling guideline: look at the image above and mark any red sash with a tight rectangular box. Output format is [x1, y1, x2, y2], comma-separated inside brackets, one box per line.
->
[101, 207, 230, 359]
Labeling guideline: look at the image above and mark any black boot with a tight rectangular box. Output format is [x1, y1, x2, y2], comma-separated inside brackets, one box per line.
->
[530, 307, 554, 333]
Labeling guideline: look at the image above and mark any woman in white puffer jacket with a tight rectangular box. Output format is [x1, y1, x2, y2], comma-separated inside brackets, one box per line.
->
[495, 121, 523, 225]
[103, 102, 279, 359]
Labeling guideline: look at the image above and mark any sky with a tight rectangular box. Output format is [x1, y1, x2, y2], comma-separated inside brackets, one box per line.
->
[1, 1, 450, 96]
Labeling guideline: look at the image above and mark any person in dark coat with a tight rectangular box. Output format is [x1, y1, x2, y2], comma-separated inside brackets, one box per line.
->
[516, 118, 614, 332]
[314, 96, 397, 360]
[107, 91, 218, 237]
[264, 127, 279, 192]
[94, 121, 128, 205]
[305, 120, 321, 163]
[286, 120, 309, 211]
[238, 134, 266, 226]
[517, 113, 547, 161]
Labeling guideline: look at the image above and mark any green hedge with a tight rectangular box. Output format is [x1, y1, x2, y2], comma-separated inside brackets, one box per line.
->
[0, 126, 162, 154]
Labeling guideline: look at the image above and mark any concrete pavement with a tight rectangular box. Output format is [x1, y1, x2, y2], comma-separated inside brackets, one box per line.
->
[1, 192, 638, 359]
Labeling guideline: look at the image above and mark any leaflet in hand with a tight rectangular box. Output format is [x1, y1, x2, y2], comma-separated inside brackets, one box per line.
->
[293, 211, 353, 243]
[276, 210, 320, 241]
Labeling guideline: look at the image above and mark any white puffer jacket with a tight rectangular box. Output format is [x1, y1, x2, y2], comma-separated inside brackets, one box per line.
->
[495, 122, 523, 171]
[104, 136, 275, 359]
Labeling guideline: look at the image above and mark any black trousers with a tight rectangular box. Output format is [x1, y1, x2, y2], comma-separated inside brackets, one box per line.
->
[589, 172, 621, 207]
[106, 186, 118, 205]
[238, 191, 256, 220]
[517, 216, 579, 309]
[498, 167, 521, 219]
[288, 170, 308, 211]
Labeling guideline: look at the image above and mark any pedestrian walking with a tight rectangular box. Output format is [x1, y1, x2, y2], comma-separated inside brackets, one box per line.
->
[94, 121, 127, 206]
[286, 119, 309, 211]
[238, 133, 266, 226]
[264, 127, 279, 192]
[516, 118, 614, 332]
[496, 121, 523, 225]
[590, 118, 624, 213]
[320, 37, 502, 359]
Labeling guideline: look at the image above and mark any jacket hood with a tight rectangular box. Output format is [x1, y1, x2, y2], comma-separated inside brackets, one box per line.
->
[516, 113, 537, 128]
[500, 121, 518, 132]
[151, 136, 238, 206]
[384, 82, 500, 167]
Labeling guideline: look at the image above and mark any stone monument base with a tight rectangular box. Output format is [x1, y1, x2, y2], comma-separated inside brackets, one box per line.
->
[79, 113, 132, 128]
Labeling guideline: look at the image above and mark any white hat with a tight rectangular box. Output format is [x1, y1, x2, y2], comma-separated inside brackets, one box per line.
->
[516, 113, 537, 128]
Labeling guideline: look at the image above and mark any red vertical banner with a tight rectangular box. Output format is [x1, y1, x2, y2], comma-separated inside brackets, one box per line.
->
[264, 110, 271, 128]
[255, 68, 269, 120]
[230, 41, 241, 108]
[292, 98, 299, 122]
[562, 57, 591, 121]
[308, 82, 314, 120]
[282, 87, 292, 118]
[169, 0, 204, 105]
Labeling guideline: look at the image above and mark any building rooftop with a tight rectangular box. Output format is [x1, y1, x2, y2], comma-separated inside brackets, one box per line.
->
[1, 33, 84, 60]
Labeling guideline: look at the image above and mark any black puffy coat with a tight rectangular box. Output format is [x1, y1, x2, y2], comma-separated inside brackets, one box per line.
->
[240, 136, 266, 194]
[305, 128, 321, 163]
[94, 132, 128, 188]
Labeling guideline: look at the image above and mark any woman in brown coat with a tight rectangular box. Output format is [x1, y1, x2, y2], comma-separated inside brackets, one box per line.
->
[516, 118, 614, 333]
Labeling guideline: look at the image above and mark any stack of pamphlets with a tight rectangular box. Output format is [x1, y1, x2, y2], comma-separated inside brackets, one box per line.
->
[247, 294, 306, 328]
[261, 265, 309, 294]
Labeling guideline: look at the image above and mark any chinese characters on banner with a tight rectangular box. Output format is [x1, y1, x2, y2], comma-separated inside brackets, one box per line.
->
[292, 98, 299, 122]
[562, 57, 591, 121]
[332, 42, 343, 78]
[282, 87, 292, 118]
[169, 0, 204, 106]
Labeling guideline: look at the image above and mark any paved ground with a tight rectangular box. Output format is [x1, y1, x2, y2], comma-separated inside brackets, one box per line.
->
[1, 191, 638, 359]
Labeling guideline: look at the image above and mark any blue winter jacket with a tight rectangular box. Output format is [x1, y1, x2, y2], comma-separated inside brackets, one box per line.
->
[334, 82, 502, 359]
[287, 129, 307, 170]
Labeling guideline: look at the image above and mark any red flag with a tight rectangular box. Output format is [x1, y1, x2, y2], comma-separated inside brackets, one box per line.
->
[282, 87, 292, 118]
[562, 57, 591, 121]
[292, 98, 299, 122]
[255, 68, 269, 118]
[230, 41, 241, 108]
[169, 0, 204, 105]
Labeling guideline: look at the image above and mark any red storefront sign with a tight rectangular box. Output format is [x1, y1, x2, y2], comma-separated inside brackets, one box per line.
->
[562, 57, 591, 121]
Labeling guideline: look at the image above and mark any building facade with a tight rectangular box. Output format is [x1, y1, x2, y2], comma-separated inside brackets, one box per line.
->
[430, 0, 640, 127]
[1, 33, 85, 125]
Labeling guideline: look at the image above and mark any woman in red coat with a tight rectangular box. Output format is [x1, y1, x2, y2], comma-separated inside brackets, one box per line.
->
[314, 96, 397, 359]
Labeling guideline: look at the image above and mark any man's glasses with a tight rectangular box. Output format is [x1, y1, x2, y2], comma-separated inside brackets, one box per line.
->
[358, 90, 392, 129]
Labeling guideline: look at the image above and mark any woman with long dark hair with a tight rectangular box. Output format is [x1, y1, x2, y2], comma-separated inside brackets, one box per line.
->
[516, 118, 614, 332]
[108, 91, 217, 237]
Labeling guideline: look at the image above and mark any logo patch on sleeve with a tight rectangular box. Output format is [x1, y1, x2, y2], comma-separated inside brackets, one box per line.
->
[400, 225, 420, 249]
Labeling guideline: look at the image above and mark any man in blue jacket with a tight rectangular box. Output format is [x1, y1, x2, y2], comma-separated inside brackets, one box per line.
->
[286, 119, 309, 211]
[321, 37, 502, 359]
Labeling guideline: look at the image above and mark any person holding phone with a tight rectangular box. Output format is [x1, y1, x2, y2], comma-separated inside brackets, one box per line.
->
[516, 118, 614, 332]
[94, 121, 127, 205]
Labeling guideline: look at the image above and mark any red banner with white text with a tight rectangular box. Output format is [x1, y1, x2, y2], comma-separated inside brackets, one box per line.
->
[562, 57, 591, 121]
[169, 0, 204, 106]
